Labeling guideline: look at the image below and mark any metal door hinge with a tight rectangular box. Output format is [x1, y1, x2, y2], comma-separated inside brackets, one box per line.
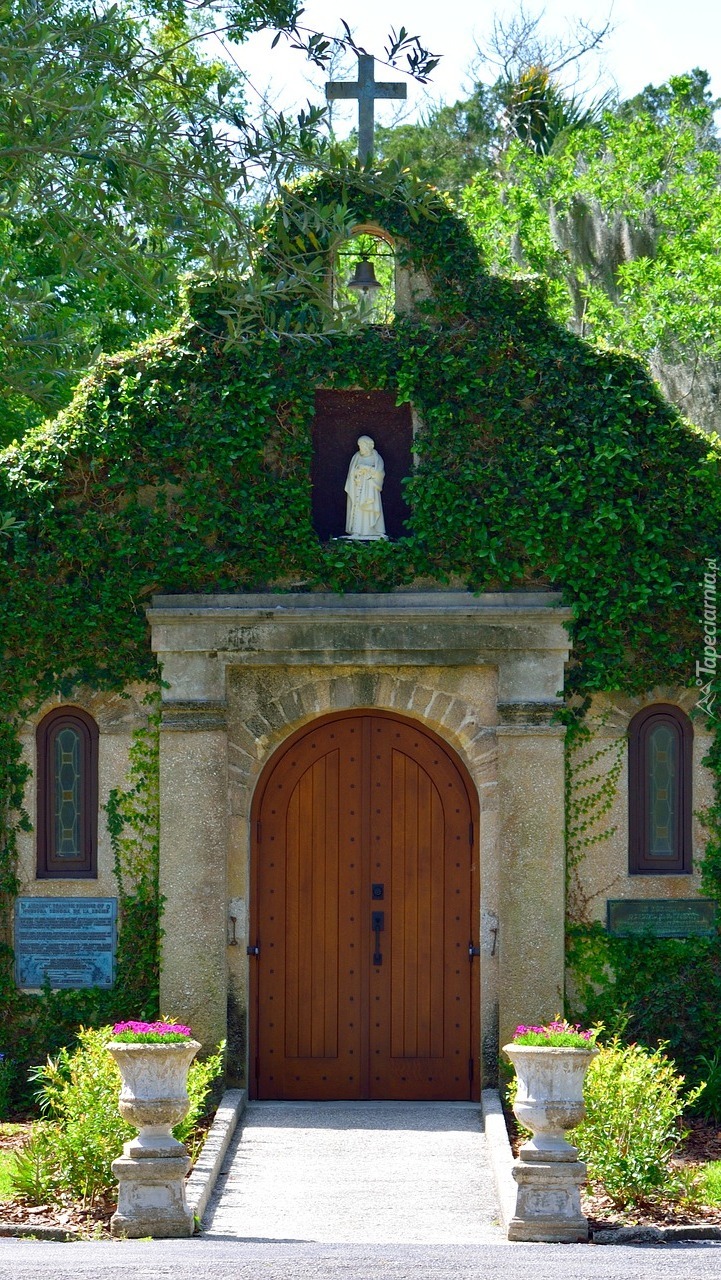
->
[468, 942, 481, 960]
[247, 944, 260, 956]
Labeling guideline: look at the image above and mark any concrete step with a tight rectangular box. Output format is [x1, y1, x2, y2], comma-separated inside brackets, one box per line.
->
[202, 1101, 504, 1244]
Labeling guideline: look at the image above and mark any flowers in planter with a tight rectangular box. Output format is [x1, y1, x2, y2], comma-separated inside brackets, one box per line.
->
[510, 1017, 597, 1049]
[111, 1020, 193, 1044]
[9, 1026, 224, 1210]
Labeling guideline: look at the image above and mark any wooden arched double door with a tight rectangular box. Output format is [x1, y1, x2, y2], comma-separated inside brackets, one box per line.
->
[250, 711, 480, 1101]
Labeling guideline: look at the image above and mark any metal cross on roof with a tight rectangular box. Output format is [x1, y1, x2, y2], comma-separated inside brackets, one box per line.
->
[326, 54, 407, 164]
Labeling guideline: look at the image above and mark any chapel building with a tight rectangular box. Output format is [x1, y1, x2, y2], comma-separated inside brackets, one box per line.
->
[6, 174, 715, 1099]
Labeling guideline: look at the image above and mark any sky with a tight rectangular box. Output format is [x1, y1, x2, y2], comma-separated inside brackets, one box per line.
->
[229, 0, 721, 133]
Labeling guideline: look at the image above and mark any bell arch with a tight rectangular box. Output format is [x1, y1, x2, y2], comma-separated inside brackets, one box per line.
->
[332, 223, 397, 324]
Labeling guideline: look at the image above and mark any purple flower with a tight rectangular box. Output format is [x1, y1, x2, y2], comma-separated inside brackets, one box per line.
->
[112, 1020, 192, 1036]
[511, 1015, 595, 1045]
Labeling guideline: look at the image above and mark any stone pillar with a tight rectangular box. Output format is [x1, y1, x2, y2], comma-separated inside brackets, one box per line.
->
[158, 701, 228, 1052]
[497, 704, 567, 1046]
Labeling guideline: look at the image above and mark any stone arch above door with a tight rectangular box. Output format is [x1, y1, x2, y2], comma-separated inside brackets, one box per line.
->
[227, 667, 499, 822]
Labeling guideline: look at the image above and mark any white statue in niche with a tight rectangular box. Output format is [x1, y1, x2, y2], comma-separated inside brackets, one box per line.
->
[344, 435, 387, 540]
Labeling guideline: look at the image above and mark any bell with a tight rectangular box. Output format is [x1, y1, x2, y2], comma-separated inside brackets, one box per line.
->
[347, 255, 381, 296]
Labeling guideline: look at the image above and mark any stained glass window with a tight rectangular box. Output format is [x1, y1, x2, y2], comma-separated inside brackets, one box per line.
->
[37, 708, 98, 877]
[629, 705, 692, 874]
[54, 727, 81, 858]
[647, 723, 678, 857]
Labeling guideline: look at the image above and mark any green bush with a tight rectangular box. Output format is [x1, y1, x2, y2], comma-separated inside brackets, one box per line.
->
[572, 1036, 703, 1205]
[692, 1047, 721, 1123]
[567, 928, 721, 1085]
[697, 1161, 721, 1207]
[0, 1055, 15, 1120]
[11, 1025, 224, 1206]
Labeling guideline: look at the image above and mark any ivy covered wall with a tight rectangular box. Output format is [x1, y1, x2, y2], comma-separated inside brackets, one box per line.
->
[0, 170, 719, 1082]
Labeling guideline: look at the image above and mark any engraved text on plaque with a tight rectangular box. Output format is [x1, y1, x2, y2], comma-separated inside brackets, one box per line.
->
[15, 897, 117, 989]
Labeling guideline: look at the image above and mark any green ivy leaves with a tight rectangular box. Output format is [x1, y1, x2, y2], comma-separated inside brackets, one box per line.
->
[0, 176, 719, 1069]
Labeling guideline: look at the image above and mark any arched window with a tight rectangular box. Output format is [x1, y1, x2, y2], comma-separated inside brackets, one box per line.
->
[628, 704, 692, 874]
[37, 707, 98, 878]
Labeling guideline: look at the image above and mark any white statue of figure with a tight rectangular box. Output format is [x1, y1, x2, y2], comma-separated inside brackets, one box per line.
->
[344, 435, 387, 540]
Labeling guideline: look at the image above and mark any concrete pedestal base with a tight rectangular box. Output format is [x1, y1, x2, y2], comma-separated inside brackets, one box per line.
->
[507, 1158, 589, 1243]
[110, 1152, 193, 1239]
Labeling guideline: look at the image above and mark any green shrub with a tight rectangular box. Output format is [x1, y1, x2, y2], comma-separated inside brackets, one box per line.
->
[692, 1047, 721, 1123]
[697, 1161, 721, 1207]
[567, 928, 721, 1084]
[0, 1144, 19, 1201]
[11, 1025, 224, 1206]
[572, 1036, 703, 1205]
[0, 1056, 15, 1120]
[12, 1126, 64, 1205]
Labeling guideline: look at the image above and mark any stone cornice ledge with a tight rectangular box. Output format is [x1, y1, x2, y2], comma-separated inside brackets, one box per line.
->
[149, 590, 570, 621]
[148, 592, 573, 671]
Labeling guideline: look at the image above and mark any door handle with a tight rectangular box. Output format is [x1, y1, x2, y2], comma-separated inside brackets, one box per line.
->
[371, 910, 384, 965]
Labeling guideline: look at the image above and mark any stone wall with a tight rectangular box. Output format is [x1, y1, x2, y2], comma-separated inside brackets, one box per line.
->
[566, 689, 713, 928]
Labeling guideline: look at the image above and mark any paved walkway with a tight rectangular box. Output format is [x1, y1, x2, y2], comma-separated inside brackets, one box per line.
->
[202, 1101, 504, 1244]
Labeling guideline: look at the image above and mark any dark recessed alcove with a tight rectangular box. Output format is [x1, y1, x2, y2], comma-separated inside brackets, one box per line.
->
[311, 390, 413, 541]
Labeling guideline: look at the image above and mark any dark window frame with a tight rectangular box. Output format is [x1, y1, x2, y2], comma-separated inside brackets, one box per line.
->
[37, 707, 98, 879]
[628, 703, 693, 875]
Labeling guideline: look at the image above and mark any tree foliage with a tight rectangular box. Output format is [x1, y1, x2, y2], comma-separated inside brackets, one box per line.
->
[0, 0, 256, 440]
[370, 7, 612, 191]
[0, 0, 439, 444]
[462, 73, 721, 389]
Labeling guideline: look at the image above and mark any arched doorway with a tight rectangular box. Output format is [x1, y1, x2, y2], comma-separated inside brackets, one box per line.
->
[249, 711, 480, 1101]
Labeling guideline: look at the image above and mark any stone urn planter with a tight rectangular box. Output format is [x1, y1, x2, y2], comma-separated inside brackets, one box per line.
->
[108, 1038, 201, 1239]
[504, 1043, 598, 1243]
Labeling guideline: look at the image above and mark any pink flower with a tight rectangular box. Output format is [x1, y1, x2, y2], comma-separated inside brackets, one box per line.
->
[112, 1020, 192, 1036]
[511, 1016, 595, 1044]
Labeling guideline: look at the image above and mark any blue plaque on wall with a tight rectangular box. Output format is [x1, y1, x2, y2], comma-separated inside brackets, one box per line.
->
[15, 897, 117, 989]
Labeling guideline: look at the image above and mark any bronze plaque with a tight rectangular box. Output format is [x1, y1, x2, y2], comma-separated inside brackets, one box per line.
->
[15, 897, 117, 988]
[607, 898, 716, 939]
